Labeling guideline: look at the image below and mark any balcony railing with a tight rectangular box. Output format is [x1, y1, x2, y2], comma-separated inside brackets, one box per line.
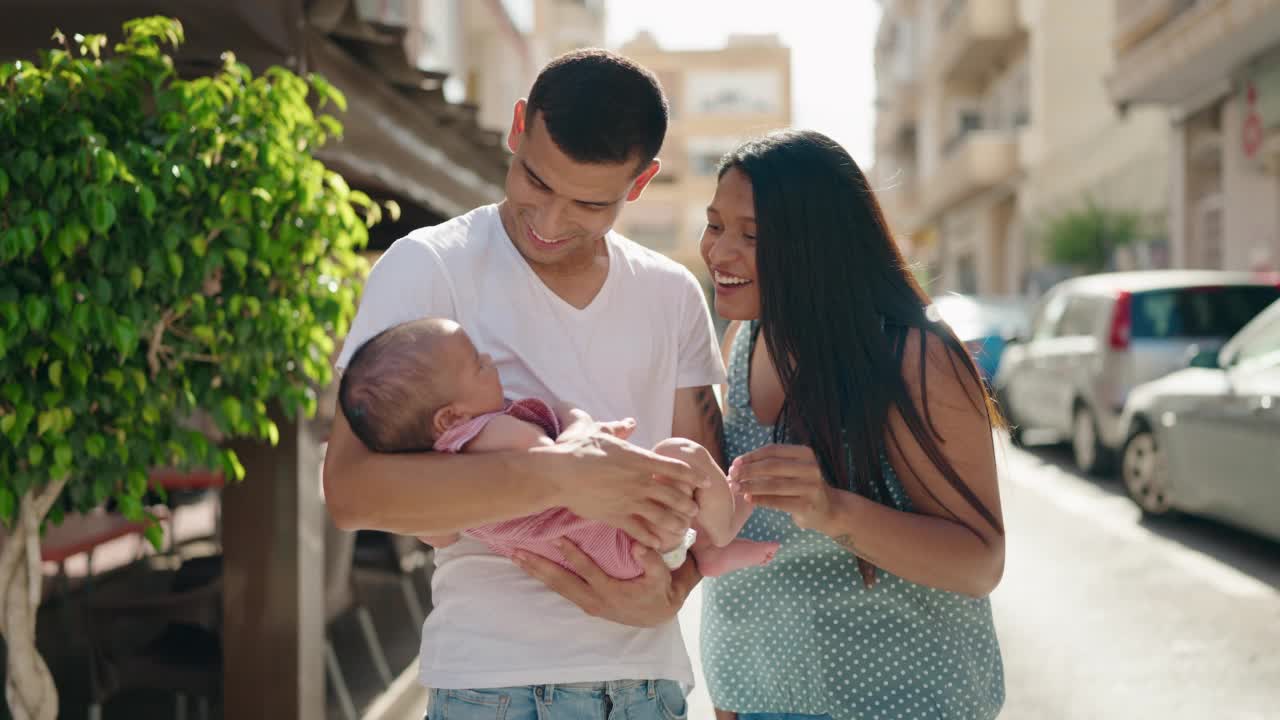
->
[930, 0, 1024, 90]
[1113, 0, 1197, 55]
[924, 129, 1019, 217]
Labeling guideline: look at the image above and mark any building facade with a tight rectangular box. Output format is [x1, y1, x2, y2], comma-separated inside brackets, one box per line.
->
[613, 32, 793, 274]
[1109, 0, 1280, 277]
[874, 0, 1172, 297]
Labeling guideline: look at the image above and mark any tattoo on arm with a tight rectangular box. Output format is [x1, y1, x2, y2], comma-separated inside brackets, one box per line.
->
[829, 532, 860, 556]
[695, 387, 725, 450]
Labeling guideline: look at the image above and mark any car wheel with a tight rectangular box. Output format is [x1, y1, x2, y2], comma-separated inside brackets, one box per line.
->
[1071, 405, 1112, 475]
[1122, 427, 1173, 516]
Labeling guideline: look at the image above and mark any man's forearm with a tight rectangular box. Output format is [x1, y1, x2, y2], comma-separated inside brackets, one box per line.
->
[672, 557, 703, 607]
[324, 434, 561, 536]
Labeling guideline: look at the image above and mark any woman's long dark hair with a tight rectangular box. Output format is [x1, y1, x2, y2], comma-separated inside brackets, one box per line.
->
[720, 130, 1004, 588]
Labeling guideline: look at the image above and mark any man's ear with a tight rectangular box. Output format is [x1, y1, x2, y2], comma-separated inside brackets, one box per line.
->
[626, 159, 662, 202]
[433, 404, 466, 439]
[507, 99, 528, 154]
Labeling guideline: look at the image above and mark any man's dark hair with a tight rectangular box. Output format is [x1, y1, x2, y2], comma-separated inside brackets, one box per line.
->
[526, 48, 668, 173]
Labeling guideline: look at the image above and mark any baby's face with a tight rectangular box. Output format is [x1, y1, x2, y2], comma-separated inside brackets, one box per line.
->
[447, 329, 505, 418]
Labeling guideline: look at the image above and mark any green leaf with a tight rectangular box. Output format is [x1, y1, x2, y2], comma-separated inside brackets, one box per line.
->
[138, 185, 156, 222]
[144, 522, 164, 551]
[38, 155, 56, 188]
[225, 248, 248, 274]
[167, 251, 183, 278]
[24, 296, 49, 332]
[111, 317, 138, 357]
[96, 150, 119, 184]
[28, 444, 44, 467]
[85, 434, 106, 459]
[0, 167, 8, 200]
[54, 442, 72, 470]
[129, 266, 144, 290]
[0, 301, 19, 331]
[0, 488, 14, 523]
[221, 396, 242, 428]
[262, 418, 279, 446]
[56, 222, 89, 256]
[88, 191, 117, 234]
[127, 469, 147, 496]
[0, 414, 13, 435]
[223, 450, 246, 482]
[48, 360, 62, 388]
[118, 494, 142, 522]
[309, 73, 348, 111]
[104, 369, 124, 390]
[37, 410, 59, 437]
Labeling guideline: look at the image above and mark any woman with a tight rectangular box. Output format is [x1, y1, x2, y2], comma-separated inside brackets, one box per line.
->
[700, 130, 1005, 720]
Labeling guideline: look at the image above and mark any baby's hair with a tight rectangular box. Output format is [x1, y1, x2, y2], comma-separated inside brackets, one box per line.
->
[338, 317, 462, 452]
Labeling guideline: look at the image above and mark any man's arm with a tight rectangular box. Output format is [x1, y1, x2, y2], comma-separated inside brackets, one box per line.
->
[323, 411, 703, 546]
[672, 385, 725, 468]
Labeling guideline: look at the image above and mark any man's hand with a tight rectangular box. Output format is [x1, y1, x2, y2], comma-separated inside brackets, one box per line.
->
[513, 539, 699, 627]
[533, 433, 706, 549]
[551, 402, 637, 442]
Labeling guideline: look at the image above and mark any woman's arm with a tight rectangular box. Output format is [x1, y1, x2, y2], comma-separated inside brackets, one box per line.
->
[733, 329, 1004, 598]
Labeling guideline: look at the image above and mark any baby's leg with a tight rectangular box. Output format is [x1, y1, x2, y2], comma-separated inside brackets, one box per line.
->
[692, 537, 779, 577]
[651, 438, 736, 547]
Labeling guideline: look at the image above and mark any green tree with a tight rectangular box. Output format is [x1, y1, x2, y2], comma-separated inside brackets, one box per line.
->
[0, 18, 382, 718]
[1041, 198, 1143, 274]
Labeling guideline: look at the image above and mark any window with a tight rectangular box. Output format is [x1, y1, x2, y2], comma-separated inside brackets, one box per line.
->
[685, 70, 782, 116]
[1228, 307, 1280, 367]
[1057, 296, 1103, 338]
[1131, 286, 1280, 340]
[687, 136, 740, 176]
[1032, 293, 1068, 341]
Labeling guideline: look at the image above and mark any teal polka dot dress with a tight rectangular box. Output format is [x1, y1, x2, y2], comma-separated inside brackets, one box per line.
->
[701, 322, 1004, 720]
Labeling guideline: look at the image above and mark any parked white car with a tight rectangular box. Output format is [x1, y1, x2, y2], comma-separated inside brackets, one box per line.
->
[994, 271, 1280, 474]
[1116, 298, 1280, 541]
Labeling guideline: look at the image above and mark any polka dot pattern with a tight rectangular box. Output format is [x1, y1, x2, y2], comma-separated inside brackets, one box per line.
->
[701, 322, 1005, 720]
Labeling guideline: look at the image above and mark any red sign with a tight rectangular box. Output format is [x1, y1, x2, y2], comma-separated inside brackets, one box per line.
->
[1243, 83, 1264, 158]
[1243, 111, 1264, 158]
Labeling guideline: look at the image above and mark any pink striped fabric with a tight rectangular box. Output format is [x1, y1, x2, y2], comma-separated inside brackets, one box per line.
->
[434, 398, 647, 579]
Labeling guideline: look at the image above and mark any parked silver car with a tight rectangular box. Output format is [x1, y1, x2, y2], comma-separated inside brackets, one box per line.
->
[994, 271, 1280, 474]
[1116, 298, 1280, 542]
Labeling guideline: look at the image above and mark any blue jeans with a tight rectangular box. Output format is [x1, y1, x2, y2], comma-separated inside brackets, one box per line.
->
[426, 680, 687, 720]
[738, 715, 831, 720]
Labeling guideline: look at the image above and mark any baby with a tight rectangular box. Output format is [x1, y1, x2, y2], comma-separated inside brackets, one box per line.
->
[337, 317, 778, 578]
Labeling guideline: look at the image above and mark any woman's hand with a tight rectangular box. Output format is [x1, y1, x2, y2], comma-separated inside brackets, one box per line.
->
[513, 539, 699, 627]
[730, 444, 840, 535]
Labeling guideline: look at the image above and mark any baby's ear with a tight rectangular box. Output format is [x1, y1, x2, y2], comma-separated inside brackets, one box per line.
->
[433, 404, 464, 437]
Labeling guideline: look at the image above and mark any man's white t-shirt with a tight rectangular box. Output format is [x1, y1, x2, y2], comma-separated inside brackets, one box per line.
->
[334, 204, 726, 689]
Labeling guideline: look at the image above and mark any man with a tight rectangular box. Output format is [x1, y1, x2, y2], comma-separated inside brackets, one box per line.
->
[322, 49, 725, 719]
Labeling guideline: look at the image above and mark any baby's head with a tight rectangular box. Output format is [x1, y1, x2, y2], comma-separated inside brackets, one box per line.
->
[338, 318, 504, 452]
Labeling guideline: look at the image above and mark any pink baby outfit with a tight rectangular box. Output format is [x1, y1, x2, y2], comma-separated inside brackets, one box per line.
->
[434, 398, 651, 579]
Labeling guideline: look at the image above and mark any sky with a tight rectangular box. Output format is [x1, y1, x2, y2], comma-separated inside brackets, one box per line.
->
[603, 0, 883, 168]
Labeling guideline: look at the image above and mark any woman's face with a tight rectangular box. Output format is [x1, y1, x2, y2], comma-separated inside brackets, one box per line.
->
[700, 167, 760, 321]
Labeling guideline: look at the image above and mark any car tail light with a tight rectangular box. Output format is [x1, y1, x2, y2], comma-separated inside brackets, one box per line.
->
[1109, 291, 1132, 351]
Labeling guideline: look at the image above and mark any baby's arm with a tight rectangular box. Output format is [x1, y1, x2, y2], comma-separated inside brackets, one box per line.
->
[417, 416, 554, 548]
[466, 414, 555, 451]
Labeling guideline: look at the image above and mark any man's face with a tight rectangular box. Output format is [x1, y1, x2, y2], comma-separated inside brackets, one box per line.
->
[500, 102, 659, 271]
